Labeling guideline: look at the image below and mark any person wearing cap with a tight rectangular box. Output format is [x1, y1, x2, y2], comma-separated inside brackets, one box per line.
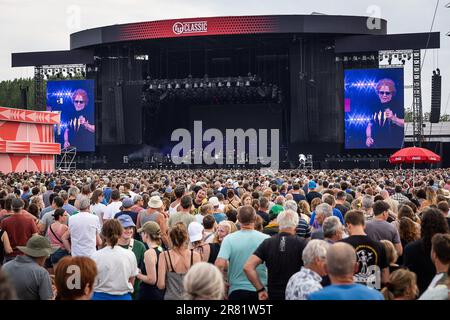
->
[136, 221, 165, 300]
[117, 215, 146, 299]
[136, 195, 169, 248]
[209, 197, 227, 224]
[188, 221, 220, 264]
[114, 197, 138, 225]
[306, 180, 322, 205]
[62, 197, 102, 258]
[1, 198, 39, 263]
[131, 195, 145, 214]
[2, 235, 57, 300]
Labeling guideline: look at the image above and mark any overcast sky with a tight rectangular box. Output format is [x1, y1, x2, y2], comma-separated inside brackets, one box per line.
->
[1, 0, 448, 113]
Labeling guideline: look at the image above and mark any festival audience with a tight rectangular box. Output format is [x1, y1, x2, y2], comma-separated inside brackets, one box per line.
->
[2, 168, 450, 300]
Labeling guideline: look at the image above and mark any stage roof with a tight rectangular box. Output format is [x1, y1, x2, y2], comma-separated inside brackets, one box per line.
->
[11, 14, 439, 67]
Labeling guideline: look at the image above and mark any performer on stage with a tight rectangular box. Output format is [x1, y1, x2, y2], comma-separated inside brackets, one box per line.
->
[365, 78, 404, 148]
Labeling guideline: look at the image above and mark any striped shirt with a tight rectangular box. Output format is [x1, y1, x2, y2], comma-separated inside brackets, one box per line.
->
[391, 192, 409, 204]
[296, 219, 311, 238]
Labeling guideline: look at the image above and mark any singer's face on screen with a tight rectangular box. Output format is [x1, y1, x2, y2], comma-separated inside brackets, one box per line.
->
[378, 85, 393, 104]
[73, 94, 86, 111]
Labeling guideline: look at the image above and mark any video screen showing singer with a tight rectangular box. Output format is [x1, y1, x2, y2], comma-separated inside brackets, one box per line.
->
[47, 80, 95, 152]
[344, 68, 404, 149]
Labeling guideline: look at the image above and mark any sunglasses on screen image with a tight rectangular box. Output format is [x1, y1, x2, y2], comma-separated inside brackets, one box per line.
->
[378, 91, 392, 96]
[74, 100, 85, 104]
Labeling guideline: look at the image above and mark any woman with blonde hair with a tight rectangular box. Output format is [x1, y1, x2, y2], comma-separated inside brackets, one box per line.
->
[310, 197, 322, 212]
[183, 262, 225, 300]
[350, 197, 363, 210]
[213, 220, 237, 245]
[298, 200, 311, 223]
[421, 186, 438, 210]
[381, 269, 418, 300]
[381, 240, 400, 273]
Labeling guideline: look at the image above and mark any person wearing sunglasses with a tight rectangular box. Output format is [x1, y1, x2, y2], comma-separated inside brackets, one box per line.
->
[366, 78, 404, 148]
[63, 89, 95, 149]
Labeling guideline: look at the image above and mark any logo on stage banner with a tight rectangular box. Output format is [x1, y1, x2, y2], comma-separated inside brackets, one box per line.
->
[172, 21, 207, 35]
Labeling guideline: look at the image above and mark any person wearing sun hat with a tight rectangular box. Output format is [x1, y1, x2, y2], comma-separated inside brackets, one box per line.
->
[136, 195, 169, 248]
[2, 235, 57, 300]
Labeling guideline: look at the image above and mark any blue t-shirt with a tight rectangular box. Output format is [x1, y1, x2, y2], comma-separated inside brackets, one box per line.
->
[213, 212, 227, 223]
[292, 193, 306, 203]
[309, 208, 345, 226]
[103, 188, 112, 204]
[217, 230, 270, 294]
[308, 283, 384, 300]
[63, 203, 79, 215]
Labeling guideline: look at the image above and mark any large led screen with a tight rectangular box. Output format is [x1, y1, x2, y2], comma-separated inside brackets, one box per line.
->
[47, 80, 95, 152]
[344, 68, 404, 149]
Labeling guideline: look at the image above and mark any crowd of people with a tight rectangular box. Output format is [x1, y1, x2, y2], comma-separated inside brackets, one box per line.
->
[0, 168, 449, 300]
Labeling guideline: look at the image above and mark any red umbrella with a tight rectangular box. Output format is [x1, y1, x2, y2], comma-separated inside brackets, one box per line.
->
[389, 147, 441, 164]
[389, 147, 441, 187]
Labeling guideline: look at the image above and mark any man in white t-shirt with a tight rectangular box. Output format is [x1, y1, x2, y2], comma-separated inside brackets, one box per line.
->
[103, 189, 122, 221]
[62, 197, 102, 257]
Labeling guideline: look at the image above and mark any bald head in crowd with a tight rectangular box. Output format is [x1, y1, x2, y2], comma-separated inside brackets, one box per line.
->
[238, 206, 256, 225]
[326, 242, 357, 279]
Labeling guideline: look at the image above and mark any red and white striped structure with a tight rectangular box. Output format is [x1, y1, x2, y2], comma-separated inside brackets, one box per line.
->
[0, 106, 60, 173]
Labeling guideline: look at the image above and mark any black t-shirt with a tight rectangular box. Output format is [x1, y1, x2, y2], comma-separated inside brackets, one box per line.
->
[340, 235, 389, 287]
[403, 239, 436, 294]
[257, 210, 270, 226]
[193, 199, 203, 209]
[208, 243, 220, 264]
[253, 232, 306, 300]
[369, 101, 404, 149]
[63, 110, 94, 151]
[306, 191, 322, 204]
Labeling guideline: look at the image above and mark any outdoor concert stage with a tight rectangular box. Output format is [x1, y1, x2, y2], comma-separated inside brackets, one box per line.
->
[12, 15, 441, 169]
